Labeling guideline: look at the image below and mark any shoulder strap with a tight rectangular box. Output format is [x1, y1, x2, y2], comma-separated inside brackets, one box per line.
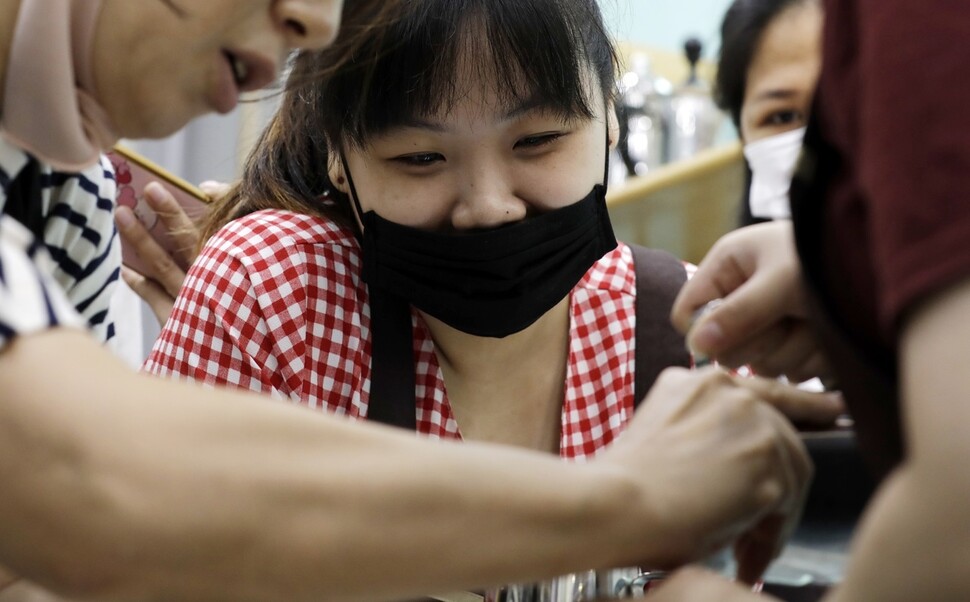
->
[368, 245, 691, 428]
[630, 244, 691, 407]
[366, 288, 418, 430]
[3, 157, 46, 240]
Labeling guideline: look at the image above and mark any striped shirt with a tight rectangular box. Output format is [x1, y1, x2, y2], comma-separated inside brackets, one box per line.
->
[0, 136, 120, 349]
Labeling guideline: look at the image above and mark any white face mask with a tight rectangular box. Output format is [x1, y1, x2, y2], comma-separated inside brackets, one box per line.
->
[743, 127, 807, 220]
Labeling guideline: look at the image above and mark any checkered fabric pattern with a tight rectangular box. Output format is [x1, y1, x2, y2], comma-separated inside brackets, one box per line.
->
[146, 209, 646, 460]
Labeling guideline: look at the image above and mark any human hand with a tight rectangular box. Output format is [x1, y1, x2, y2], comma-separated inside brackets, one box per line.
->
[115, 181, 225, 325]
[709, 372, 846, 583]
[601, 367, 811, 582]
[670, 222, 832, 383]
[732, 374, 844, 431]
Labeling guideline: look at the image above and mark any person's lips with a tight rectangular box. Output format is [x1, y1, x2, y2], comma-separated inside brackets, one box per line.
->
[223, 49, 278, 93]
[210, 49, 278, 114]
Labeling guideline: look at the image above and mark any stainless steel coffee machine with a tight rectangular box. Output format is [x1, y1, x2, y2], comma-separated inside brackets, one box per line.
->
[614, 38, 724, 181]
[615, 52, 671, 179]
[666, 38, 723, 162]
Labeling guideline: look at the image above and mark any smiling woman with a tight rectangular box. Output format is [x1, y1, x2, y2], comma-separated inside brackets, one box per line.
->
[154, 0, 645, 455]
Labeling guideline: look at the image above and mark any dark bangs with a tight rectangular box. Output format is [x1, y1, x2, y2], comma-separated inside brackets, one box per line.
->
[296, 0, 618, 148]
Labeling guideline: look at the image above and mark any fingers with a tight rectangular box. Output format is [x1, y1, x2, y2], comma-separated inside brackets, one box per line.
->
[753, 403, 812, 566]
[670, 222, 805, 359]
[732, 375, 845, 428]
[750, 322, 822, 379]
[686, 270, 801, 359]
[618, 367, 813, 571]
[142, 181, 201, 267]
[115, 204, 188, 300]
[725, 382, 812, 583]
[714, 319, 801, 373]
[199, 180, 232, 202]
[121, 265, 177, 326]
[670, 230, 760, 334]
[733, 514, 786, 585]
[757, 395, 814, 504]
[715, 320, 834, 384]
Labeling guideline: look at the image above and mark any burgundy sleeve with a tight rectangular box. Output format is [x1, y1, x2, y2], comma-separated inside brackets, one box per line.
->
[854, 0, 970, 328]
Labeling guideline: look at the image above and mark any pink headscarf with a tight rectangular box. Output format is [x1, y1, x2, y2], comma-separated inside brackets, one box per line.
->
[1, 0, 119, 171]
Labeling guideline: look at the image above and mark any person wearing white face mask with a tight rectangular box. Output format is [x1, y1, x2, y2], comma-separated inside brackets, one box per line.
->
[714, 0, 821, 225]
[713, 0, 831, 388]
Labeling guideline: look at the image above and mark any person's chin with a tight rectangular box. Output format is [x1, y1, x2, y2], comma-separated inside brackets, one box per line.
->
[120, 105, 202, 140]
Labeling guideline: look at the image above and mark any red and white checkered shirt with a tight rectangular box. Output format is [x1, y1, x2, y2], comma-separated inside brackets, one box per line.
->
[145, 209, 646, 460]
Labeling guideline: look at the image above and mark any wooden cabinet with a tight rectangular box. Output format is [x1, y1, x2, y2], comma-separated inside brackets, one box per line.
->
[608, 142, 744, 265]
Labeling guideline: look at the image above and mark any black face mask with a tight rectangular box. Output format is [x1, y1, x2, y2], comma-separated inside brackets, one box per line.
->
[344, 131, 617, 338]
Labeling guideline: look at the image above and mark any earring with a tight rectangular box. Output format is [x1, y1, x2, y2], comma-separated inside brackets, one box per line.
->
[336, 176, 346, 185]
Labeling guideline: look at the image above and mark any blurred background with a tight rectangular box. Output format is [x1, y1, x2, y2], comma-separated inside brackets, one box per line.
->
[603, 0, 731, 51]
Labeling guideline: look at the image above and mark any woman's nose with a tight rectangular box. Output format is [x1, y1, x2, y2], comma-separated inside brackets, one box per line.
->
[276, 0, 343, 50]
[451, 177, 528, 231]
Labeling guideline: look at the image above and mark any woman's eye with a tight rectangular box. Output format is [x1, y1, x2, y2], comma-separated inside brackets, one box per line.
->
[515, 132, 565, 149]
[764, 110, 803, 127]
[393, 152, 444, 167]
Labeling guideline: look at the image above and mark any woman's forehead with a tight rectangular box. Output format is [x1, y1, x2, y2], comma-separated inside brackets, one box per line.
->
[395, 52, 599, 121]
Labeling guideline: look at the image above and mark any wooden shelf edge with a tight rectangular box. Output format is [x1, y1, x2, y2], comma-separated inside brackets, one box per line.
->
[607, 141, 743, 208]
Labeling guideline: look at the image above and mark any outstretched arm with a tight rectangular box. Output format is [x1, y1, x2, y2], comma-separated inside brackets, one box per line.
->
[0, 329, 812, 602]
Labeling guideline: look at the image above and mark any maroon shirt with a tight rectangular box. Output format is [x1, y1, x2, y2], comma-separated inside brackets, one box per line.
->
[792, 0, 970, 476]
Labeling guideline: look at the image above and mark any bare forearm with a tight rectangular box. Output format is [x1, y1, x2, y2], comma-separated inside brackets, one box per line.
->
[825, 278, 970, 600]
[0, 330, 642, 601]
[823, 464, 970, 602]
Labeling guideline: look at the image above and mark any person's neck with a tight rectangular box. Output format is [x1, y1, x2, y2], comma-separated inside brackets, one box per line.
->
[0, 0, 24, 114]
[422, 298, 571, 382]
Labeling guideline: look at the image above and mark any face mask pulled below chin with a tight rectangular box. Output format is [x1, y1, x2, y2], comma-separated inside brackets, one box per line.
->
[358, 185, 617, 338]
[743, 126, 807, 220]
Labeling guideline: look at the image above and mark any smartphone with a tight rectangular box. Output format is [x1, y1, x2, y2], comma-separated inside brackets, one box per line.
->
[106, 145, 211, 275]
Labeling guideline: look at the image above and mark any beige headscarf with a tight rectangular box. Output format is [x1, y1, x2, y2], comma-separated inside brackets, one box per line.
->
[1, 0, 119, 171]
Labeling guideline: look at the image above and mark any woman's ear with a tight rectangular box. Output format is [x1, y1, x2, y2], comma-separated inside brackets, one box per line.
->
[607, 101, 621, 150]
[327, 152, 350, 194]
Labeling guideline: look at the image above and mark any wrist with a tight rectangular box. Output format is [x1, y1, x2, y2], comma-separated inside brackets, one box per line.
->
[570, 463, 669, 571]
